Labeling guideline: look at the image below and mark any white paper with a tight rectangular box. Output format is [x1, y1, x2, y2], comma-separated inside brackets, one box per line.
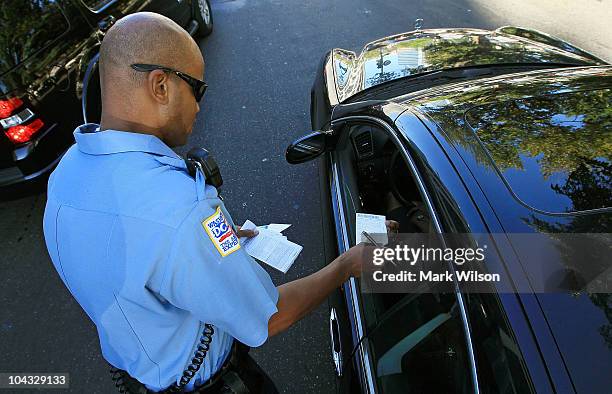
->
[241, 220, 258, 232]
[266, 223, 291, 233]
[240, 220, 302, 273]
[355, 213, 388, 246]
[257, 227, 287, 241]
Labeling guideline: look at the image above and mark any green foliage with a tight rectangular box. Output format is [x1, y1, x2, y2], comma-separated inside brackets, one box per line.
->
[467, 89, 612, 177]
[0, 0, 67, 74]
[422, 34, 566, 70]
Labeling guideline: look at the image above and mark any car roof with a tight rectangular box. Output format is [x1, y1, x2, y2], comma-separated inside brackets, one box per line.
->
[399, 65, 612, 216]
[395, 65, 612, 392]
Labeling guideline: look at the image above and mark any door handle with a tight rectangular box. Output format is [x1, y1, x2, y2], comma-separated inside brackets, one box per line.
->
[329, 308, 343, 377]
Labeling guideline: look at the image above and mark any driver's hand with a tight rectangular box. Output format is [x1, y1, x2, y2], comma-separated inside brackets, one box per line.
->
[385, 220, 399, 234]
[236, 226, 259, 238]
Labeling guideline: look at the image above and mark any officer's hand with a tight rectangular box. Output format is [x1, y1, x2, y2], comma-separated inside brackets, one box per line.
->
[336, 243, 377, 279]
[236, 226, 259, 238]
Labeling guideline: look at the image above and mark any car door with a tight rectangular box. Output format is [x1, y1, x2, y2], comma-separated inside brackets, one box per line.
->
[325, 115, 479, 393]
[285, 108, 481, 392]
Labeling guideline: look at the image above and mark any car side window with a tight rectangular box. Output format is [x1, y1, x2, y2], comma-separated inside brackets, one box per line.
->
[361, 289, 474, 393]
[465, 293, 534, 393]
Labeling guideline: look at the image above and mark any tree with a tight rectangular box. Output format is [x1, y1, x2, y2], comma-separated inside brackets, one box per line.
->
[0, 1, 68, 86]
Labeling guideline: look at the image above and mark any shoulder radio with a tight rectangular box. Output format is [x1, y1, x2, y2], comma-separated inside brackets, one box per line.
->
[185, 147, 223, 190]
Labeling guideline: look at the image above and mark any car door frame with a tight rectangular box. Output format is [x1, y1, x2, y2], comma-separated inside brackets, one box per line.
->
[328, 152, 376, 393]
[325, 111, 480, 393]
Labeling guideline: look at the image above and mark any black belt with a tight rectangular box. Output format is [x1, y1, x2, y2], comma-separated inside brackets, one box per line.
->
[189, 341, 249, 393]
[110, 341, 250, 394]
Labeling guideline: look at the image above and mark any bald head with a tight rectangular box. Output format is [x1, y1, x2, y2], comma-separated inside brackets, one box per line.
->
[98, 12, 204, 147]
[99, 12, 202, 92]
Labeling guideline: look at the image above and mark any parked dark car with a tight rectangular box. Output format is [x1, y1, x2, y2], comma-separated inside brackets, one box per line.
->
[0, 0, 213, 188]
[287, 28, 611, 393]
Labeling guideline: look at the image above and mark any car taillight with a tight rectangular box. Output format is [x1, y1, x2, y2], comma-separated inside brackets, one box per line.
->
[0, 97, 23, 118]
[5, 119, 45, 144]
[0, 96, 45, 144]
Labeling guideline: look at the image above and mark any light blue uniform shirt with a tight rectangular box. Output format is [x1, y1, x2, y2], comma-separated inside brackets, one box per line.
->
[43, 124, 279, 392]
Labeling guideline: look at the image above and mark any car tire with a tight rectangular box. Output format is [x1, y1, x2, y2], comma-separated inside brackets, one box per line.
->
[193, 0, 213, 37]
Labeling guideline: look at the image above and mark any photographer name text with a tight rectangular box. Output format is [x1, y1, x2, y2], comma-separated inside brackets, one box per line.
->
[372, 270, 500, 283]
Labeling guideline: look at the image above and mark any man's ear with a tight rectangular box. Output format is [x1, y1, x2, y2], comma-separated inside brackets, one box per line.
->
[147, 70, 170, 104]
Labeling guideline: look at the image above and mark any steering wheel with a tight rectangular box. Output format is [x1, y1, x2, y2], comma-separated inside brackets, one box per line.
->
[388, 150, 418, 207]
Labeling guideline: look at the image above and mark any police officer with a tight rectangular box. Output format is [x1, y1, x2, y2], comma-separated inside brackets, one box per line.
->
[42, 12, 379, 393]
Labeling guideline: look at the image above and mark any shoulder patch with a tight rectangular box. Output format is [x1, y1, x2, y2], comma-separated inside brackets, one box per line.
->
[202, 206, 241, 257]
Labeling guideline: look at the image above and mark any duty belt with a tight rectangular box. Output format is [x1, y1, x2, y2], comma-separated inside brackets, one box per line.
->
[189, 342, 250, 394]
[110, 341, 250, 394]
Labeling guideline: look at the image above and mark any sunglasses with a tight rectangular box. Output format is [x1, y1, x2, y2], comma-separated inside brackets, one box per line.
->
[131, 63, 208, 102]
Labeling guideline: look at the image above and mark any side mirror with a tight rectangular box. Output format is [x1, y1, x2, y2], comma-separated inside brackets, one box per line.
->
[285, 131, 329, 164]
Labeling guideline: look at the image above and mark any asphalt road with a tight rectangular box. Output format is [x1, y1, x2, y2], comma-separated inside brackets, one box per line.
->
[1, 0, 610, 393]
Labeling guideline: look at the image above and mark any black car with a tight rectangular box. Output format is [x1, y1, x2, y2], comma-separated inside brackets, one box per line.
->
[287, 28, 611, 393]
[0, 0, 213, 188]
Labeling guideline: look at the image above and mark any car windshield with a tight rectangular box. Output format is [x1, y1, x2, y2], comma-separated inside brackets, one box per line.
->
[0, 0, 69, 74]
[335, 29, 597, 103]
[360, 31, 593, 90]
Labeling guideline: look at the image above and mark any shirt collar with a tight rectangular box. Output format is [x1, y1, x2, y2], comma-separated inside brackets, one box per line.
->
[73, 123, 182, 160]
